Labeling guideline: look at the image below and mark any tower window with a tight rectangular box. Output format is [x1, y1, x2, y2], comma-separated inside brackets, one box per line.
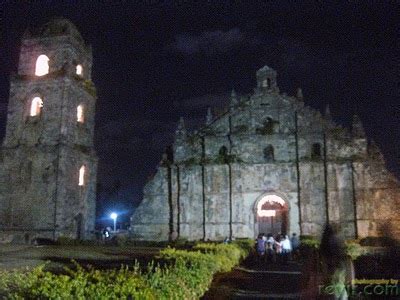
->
[79, 165, 86, 186]
[35, 55, 49, 76]
[312, 143, 322, 159]
[76, 64, 83, 76]
[264, 145, 274, 161]
[262, 79, 268, 88]
[77, 105, 84, 123]
[30, 97, 43, 117]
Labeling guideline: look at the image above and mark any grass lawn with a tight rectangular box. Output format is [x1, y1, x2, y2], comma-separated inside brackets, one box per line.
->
[0, 244, 162, 271]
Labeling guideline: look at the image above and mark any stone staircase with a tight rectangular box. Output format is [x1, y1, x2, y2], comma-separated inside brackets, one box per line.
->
[203, 258, 304, 299]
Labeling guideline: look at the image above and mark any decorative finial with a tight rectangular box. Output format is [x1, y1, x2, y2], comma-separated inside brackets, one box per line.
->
[176, 117, 187, 138]
[178, 117, 185, 129]
[325, 104, 331, 116]
[352, 114, 365, 137]
[296, 88, 303, 101]
[230, 88, 238, 109]
[206, 107, 213, 125]
[367, 140, 384, 161]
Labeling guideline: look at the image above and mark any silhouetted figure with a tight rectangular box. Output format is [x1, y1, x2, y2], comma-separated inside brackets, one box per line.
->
[319, 224, 353, 299]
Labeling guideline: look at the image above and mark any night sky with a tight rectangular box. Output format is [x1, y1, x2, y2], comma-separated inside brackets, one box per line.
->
[1, 2, 399, 226]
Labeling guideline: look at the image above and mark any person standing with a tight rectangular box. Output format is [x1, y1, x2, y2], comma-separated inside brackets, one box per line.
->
[274, 235, 282, 263]
[282, 235, 292, 264]
[256, 234, 266, 261]
[291, 233, 300, 259]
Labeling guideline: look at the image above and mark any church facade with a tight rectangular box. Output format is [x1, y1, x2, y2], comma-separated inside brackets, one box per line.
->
[0, 19, 97, 243]
[131, 66, 400, 241]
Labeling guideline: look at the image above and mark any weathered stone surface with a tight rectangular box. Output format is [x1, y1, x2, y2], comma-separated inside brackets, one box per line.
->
[0, 18, 97, 243]
[131, 67, 400, 241]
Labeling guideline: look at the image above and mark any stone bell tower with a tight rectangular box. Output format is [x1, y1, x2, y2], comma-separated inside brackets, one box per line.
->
[0, 18, 97, 243]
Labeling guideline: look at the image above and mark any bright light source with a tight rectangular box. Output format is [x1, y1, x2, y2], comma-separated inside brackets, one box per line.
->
[77, 105, 84, 123]
[76, 64, 83, 75]
[110, 212, 118, 232]
[35, 55, 49, 76]
[79, 165, 85, 186]
[30, 97, 43, 117]
[259, 210, 276, 217]
[257, 195, 286, 217]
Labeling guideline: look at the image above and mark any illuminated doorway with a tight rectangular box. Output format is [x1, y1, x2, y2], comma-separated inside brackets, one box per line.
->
[256, 194, 288, 236]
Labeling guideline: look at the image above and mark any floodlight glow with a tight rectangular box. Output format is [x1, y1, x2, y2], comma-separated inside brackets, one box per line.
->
[257, 195, 286, 217]
[110, 212, 118, 232]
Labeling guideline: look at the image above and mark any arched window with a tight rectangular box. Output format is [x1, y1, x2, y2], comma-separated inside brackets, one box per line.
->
[77, 104, 84, 123]
[30, 97, 43, 117]
[262, 78, 271, 88]
[76, 64, 83, 76]
[312, 143, 322, 159]
[264, 145, 274, 162]
[35, 55, 49, 76]
[262, 79, 268, 88]
[79, 165, 86, 186]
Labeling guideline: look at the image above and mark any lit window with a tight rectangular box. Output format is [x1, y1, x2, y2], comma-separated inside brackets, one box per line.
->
[77, 105, 84, 123]
[35, 55, 49, 76]
[76, 64, 83, 76]
[30, 97, 43, 117]
[79, 165, 85, 186]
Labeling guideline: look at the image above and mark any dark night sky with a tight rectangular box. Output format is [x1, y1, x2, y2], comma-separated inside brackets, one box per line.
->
[1, 2, 399, 225]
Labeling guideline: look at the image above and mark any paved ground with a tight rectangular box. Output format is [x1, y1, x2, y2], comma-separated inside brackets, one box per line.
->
[0, 244, 161, 271]
[203, 255, 304, 299]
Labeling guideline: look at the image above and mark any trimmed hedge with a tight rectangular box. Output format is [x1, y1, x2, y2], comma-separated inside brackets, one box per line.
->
[299, 236, 364, 261]
[0, 240, 252, 299]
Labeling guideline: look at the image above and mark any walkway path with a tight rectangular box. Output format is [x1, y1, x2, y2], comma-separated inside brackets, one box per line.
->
[202, 255, 304, 299]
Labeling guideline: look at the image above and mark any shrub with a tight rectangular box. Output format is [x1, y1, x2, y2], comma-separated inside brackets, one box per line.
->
[233, 239, 255, 254]
[345, 240, 363, 260]
[147, 241, 252, 299]
[0, 262, 155, 299]
[300, 235, 320, 249]
[0, 241, 252, 299]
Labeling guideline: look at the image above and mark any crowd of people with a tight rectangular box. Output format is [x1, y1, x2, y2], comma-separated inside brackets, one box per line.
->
[255, 232, 300, 264]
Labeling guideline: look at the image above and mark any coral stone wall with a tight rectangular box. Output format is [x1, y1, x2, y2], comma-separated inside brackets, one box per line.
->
[0, 18, 97, 243]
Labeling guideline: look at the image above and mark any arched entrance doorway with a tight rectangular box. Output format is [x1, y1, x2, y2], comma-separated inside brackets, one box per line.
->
[255, 194, 288, 236]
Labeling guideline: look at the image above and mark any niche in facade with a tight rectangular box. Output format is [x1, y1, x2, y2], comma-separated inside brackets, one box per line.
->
[256, 117, 276, 135]
[264, 145, 275, 162]
[311, 143, 322, 159]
